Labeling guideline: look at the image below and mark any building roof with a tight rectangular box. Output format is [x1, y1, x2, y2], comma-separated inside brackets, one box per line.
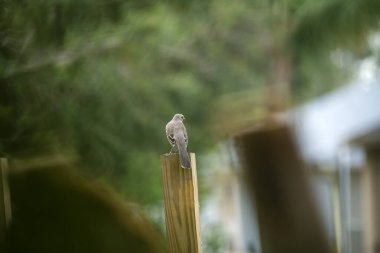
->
[293, 80, 380, 164]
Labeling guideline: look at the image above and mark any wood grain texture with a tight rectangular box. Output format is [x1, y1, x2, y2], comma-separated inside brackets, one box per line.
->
[0, 158, 11, 251]
[160, 153, 202, 253]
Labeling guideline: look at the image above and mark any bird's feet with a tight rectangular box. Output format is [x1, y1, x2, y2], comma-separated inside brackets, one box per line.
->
[168, 145, 178, 155]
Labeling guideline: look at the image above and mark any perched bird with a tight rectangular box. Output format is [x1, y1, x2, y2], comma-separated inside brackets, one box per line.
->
[166, 113, 191, 169]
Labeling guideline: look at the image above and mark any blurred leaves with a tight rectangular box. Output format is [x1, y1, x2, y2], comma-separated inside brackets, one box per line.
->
[292, 0, 380, 53]
[1, 0, 380, 206]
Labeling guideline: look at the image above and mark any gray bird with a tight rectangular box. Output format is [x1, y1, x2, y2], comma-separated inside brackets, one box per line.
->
[166, 113, 191, 169]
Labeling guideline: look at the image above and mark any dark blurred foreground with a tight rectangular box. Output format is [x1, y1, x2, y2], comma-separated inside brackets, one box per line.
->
[1, 162, 165, 253]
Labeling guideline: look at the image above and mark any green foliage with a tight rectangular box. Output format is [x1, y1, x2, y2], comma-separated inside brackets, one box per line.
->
[1, 0, 380, 206]
[292, 0, 380, 53]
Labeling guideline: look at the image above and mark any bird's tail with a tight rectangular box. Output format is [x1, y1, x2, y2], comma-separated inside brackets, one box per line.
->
[178, 143, 191, 169]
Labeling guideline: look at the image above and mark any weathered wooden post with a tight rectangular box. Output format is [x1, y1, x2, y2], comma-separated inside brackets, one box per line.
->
[234, 123, 333, 253]
[0, 158, 12, 251]
[160, 153, 202, 253]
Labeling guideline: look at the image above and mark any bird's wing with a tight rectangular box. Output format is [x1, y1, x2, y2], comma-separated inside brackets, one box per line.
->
[166, 122, 176, 146]
[182, 124, 188, 146]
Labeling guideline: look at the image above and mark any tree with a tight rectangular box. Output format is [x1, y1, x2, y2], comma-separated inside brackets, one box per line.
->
[1, 0, 380, 206]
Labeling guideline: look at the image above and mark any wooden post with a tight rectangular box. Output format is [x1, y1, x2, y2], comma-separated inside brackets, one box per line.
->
[0, 158, 11, 251]
[363, 146, 380, 253]
[160, 153, 202, 253]
[234, 124, 333, 253]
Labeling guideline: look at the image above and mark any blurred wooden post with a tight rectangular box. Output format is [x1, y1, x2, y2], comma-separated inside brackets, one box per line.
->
[160, 153, 202, 253]
[363, 146, 380, 253]
[0, 158, 11, 251]
[235, 124, 333, 253]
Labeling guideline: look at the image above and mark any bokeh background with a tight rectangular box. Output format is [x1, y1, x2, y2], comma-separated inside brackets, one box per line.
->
[1, 0, 380, 253]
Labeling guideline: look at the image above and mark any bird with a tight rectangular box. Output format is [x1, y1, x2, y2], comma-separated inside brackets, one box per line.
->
[166, 113, 191, 169]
